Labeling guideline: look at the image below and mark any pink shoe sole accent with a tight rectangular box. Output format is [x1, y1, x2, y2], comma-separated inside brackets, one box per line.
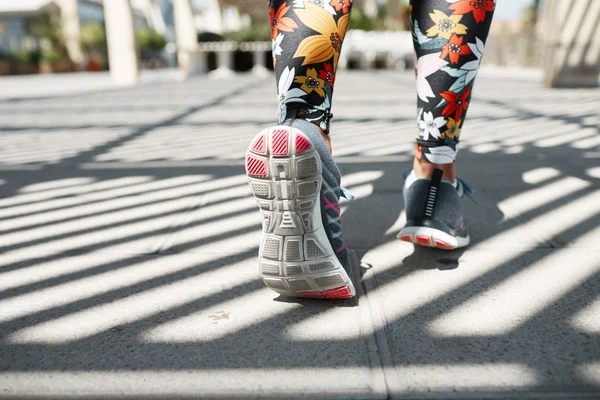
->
[435, 240, 456, 250]
[246, 155, 267, 177]
[271, 129, 289, 156]
[416, 235, 431, 246]
[298, 286, 354, 299]
[400, 233, 458, 250]
[295, 134, 312, 153]
[250, 132, 266, 154]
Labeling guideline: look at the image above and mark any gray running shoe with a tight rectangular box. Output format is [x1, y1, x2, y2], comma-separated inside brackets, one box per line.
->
[245, 119, 356, 299]
[397, 168, 471, 250]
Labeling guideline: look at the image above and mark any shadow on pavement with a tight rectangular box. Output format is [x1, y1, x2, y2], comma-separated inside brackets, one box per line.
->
[0, 72, 598, 398]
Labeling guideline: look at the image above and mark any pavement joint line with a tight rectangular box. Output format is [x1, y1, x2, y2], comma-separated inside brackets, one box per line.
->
[359, 256, 401, 398]
[352, 251, 388, 398]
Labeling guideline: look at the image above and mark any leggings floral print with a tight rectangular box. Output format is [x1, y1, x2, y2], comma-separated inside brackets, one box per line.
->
[412, 0, 495, 163]
[270, 0, 495, 164]
[270, 0, 351, 132]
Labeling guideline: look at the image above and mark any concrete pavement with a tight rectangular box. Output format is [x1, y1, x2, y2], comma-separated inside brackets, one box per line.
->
[0, 69, 599, 399]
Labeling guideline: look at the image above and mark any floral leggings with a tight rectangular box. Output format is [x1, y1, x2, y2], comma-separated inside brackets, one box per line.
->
[270, 0, 495, 164]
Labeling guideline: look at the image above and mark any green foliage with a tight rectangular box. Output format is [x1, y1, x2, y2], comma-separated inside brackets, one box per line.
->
[136, 29, 167, 52]
[198, 32, 223, 42]
[30, 11, 72, 66]
[349, 8, 384, 31]
[8, 51, 31, 62]
[8, 50, 40, 64]
[41, 48, 61, 65]
[31, 13, 64, 49]
[80, 23, 106, 52]
[222, 23, 271, 42]
[6, 49, 62, 66]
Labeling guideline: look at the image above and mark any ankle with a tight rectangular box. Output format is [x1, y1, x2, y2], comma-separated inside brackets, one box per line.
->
[292, 118, 332, 153]
[413, 157, 456, 183]
[311, 122, 331, 154]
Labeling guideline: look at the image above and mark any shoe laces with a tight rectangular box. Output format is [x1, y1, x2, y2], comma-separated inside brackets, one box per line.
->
[340, 187, 355, 201]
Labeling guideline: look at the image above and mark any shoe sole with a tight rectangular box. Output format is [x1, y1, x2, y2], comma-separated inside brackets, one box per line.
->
[398, 226, 470, 250]
[245, 125, 356, 299]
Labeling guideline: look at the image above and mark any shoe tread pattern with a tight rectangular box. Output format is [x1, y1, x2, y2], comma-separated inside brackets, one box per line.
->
[246, 126, 355, 299]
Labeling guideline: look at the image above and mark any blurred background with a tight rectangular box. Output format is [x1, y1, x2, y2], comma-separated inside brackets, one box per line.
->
[0, 0, 598, 87]
[1, 2, 599, 398]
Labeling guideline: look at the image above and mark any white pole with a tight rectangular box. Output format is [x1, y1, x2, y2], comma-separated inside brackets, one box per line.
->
[103, 0, 139, 85]
[208, 42, 236, 79]
[55, 0, 84, 68]
[252, 42, 270, 77]
[173, 0, 200, 75]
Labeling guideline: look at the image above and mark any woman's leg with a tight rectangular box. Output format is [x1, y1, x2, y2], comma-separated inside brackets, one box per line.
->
[399, 0, 495, 250]
[410, 0, 495, 181]
[244, 1, 356, 300]
[270, 0, 351, 140]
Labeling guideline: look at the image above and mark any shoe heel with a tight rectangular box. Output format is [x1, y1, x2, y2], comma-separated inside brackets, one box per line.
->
[246, 126, 356, 299]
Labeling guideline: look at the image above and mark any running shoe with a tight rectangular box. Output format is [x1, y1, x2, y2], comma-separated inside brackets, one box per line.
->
[245, 119, 356, 299]
[397, 168, 472, 249]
